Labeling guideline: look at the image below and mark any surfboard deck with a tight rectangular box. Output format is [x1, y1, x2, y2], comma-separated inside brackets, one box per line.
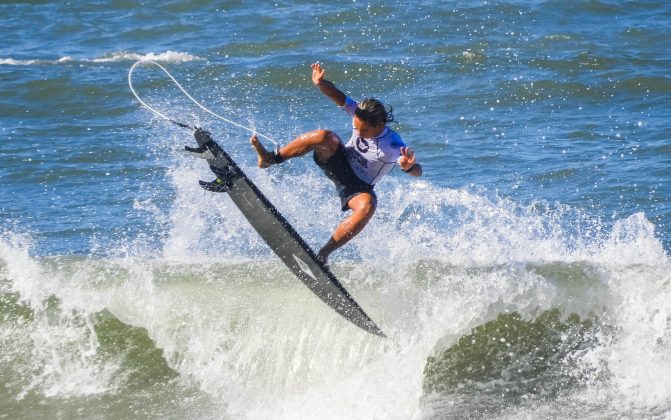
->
[186, 128, 385, 337]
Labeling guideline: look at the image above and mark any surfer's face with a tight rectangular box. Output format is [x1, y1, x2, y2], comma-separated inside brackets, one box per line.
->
[353, 116, 385, 138]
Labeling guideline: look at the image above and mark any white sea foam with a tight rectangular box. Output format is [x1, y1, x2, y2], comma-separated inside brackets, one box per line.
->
[0, 232, 123, 400]
[544, 34, 572, 41]
[0, 57, 38, 65]
[89, 50, 204, 63]
[0, 51, 203, 67]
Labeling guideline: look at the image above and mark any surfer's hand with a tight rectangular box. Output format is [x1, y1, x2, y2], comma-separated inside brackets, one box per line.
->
[398, 147, 416, 170]
[311, 62, 326, 86]
[399, 147, 422, 176]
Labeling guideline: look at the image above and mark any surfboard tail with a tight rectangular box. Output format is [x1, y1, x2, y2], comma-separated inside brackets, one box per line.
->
[185, 144, 215, 160]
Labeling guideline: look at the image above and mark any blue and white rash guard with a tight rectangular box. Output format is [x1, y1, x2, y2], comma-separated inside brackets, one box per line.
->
[340, 96, 406, 185]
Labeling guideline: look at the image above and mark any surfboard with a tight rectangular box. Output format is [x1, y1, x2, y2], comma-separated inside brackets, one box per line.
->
[185, 128, 385, 337]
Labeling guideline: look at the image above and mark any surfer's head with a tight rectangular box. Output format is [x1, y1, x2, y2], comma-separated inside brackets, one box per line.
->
[355, 98, 394, 125]
[354, 98, 393, 137]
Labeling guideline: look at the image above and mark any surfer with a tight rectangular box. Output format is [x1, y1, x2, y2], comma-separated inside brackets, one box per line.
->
[251, 62, 422, 264]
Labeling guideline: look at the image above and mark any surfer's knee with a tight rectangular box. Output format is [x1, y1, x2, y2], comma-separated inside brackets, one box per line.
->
[312, 129, 340, 160]
[348, 193, 377, 221]
[312, 129, 339, 147]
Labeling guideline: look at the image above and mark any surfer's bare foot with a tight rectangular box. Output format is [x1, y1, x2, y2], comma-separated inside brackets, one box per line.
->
[250, 134, 277, 168]
[316, 251, 329, 266]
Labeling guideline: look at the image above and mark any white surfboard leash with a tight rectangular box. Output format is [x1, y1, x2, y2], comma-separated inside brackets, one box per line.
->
[128, 60, 279, 146]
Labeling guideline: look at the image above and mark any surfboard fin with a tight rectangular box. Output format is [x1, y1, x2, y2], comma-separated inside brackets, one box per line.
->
[185, 144, 215, 160]
[199, 178, 230, 193]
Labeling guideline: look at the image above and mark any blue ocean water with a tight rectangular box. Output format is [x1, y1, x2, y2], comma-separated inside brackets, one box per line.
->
[1, 1, 670, 419]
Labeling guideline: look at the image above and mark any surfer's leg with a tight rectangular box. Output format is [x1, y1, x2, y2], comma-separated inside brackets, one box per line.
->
[280, 129, 340, 163]
[317, 192, 377, 264]
[251, 130, 339, 168]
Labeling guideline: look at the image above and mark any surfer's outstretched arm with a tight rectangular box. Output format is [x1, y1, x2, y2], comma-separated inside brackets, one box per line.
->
[311, 63, 346, 106]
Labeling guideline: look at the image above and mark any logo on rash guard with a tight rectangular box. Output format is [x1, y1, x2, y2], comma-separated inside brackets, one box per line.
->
[356, 137, 369, 153]
[345, 146, 368, 168]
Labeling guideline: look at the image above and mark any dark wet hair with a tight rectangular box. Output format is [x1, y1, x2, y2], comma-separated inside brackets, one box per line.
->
[354, 98, 394, 126]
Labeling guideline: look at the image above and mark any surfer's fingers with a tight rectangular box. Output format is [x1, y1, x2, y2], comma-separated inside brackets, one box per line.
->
[311, 62, 326, 80]
[400, 146, 414, 158]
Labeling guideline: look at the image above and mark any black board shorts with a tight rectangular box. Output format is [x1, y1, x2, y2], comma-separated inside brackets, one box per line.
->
[314, 144, 375, 211]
